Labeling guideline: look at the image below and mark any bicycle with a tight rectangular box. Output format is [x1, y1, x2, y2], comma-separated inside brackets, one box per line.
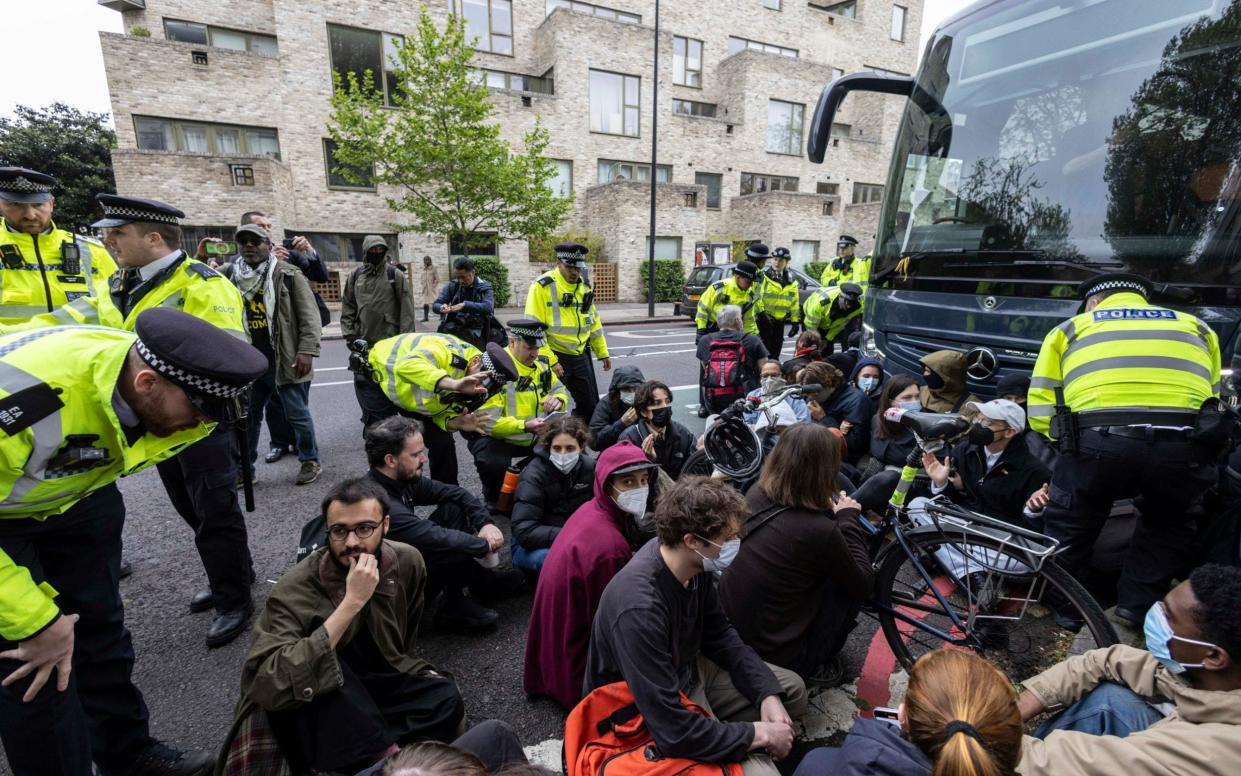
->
[694, 399, 1119, 678]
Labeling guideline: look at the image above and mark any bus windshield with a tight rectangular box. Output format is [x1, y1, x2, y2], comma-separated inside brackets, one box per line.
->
[877, 0, 1241, 297]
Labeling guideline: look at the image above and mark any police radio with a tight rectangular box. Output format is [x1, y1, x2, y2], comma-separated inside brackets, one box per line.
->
[60, 241, 82, 275]
[0, 244, 22, 270]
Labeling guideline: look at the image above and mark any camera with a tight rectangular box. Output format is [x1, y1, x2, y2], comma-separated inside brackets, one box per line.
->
[282, 238, 295, 250]
[347, 339, 372, 376]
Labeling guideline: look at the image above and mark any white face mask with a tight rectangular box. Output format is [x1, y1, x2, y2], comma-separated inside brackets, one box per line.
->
[614, 486, 649, 517]
[619, 390, 636, 406]
[550, 450, 580, 474]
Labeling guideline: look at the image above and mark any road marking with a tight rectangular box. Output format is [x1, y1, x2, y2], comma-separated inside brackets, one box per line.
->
[609, 327, 693, 338]
[311, 380, 353, 388]
[611, 347, 697, 359]
[317, 366, 348, 372]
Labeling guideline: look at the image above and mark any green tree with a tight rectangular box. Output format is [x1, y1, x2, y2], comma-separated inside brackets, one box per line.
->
[328, 9, 571, 253]
[0, 103, 117, 230]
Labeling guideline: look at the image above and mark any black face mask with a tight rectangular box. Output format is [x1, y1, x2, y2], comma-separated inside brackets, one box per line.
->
[968, 423, 996, 446]
[365, 251, 387, 265]
[649, 406, 673, 428]
[923, 370, 945, 390]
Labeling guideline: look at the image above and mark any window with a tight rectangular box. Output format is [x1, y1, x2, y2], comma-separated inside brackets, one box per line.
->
[133, 116, 280, 158]
[452, 0, 513, 55]
[449, 233, 497, 258]
[762, 0, 781, 8]
[673, 36, 703, 88]
[324, 139, 375, 190]
[645, 236, 683, 259]
[545, 0, 640, 24]
[328, 25, 404, 106]
[740, 172, 797, 195]
[672, 99, 717, 118]
[547, 159, 573, 197]
[852, 183, 885, 204]
[598, 159, 671, 183]
[590, 70, 640, 137]
[230, 164, 255, 186]
[812, 1, 856, 17]
[303, 232, 398, 262]
[164, 19, 279, 55]
[695, 172, 722, 209]
[831, 122, 851, 138]
[792, 240, 819, 264]
[891, 5, 907, 41]
[766, 100, 804, 156]
[727, 36, 797, 58]
[816, 181, 840, 195]
[474, 67, 554, 94]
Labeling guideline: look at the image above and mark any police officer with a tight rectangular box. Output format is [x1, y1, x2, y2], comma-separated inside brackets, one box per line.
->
[695, 256, 764, 338]
[7, 195, 257, 647]
[0, 167, 116, 325]
[1029, 273, 1222, 628]
[366, 331, 518, 484]
[0, 308, 266, 776]
[819, 234, 869, 290]
[757, 246, 800, 358]
[524, 242, 611, 420]
[467, 319, 569, 504]
[802, 282, 864, 354]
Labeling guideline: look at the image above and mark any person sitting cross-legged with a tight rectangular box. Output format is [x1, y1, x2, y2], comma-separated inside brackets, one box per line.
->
[1016, 565, 1241, 776]
[584, 476, 809, 776]
[231, 478, 465, 774]
[511, 415, 596, 575]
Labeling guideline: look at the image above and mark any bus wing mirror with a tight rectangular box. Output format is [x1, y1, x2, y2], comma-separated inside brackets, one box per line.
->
[808, 72, 952, 164]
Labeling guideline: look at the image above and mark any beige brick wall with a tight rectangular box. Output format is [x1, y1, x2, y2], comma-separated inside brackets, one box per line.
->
[102, 0, 922, 301]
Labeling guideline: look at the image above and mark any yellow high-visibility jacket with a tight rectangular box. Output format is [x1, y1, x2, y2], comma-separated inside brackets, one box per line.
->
[368, 332, 481, 429]
[758, 268, 801, 323]
[477, 346, 568, 446]
[525, 269, 609, 367]
[0, 220, 116, 325]
[695, 277, 763, 335]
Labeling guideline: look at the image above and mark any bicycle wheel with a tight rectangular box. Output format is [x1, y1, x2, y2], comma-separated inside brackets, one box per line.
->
[681, 448, 716, 477]
[874, 528, 1118, 678]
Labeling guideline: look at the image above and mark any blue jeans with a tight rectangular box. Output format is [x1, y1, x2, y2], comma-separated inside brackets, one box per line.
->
[249, 370, 319, 466]
[1036, 682, 1165, 739]
[510, 537, 550, 574]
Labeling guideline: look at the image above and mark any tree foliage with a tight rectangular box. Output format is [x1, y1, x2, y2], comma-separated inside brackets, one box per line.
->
[528, 226, 606, 264]
[0, 103, 117, 230]
[328, 9, 571, 252]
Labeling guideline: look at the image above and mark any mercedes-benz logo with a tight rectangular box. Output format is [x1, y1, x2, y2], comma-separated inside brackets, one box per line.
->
[982, 296, 998, 310]
[965, 347, 999, 380]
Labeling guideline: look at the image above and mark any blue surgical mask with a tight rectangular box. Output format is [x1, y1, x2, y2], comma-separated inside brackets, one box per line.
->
[858, 376, 880, 393]
[695, 535, 740, 575]
[898, 400, 922, 412]
[1143, 601, 1216, 674]
[619, 390, 636, 406]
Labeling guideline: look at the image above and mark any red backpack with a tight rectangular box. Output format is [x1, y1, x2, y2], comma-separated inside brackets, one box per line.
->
[704, 338, 746, 403]
[564, 681, 745, 776]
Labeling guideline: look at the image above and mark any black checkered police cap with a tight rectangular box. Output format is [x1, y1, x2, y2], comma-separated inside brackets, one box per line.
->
[1076, 273, 1153, 313]
[481, 342, 520, 387]
[507, 317, 548, 347]
[745, 243, 771, 261]
[0, 167, 56, 204]
[555, 242, 589, 268]
[133, 308, 268, 421]
[772, 247, 791, 259]
[837, 234, 859, 247]
[92, 193, 185, 229]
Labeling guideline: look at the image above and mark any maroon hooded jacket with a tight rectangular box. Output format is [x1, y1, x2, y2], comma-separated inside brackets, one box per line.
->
[522, 441, 650, 709]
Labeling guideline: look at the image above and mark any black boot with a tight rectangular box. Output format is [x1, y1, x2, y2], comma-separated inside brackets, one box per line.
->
[423, 303, 430, 322]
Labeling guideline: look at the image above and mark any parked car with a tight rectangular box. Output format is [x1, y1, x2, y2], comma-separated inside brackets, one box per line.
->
[676, 263, 820, 319]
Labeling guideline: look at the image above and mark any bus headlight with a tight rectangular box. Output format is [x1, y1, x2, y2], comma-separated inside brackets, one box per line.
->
[862, 323, 884, 360]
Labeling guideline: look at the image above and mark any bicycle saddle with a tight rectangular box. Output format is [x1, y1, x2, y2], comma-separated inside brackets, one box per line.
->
[896, 410, 970, 441]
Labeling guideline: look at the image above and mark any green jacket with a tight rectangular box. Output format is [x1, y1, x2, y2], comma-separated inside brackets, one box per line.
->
[222, 260, 322, 385]
[340, 262, 417, 345]
[0, 326, 210, 641]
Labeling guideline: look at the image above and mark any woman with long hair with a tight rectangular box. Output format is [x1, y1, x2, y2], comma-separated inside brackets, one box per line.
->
[618, 380, 696, 479]
[719, 423, 872, 687]
[793, 649, 1023, 776]
[511, 416, 596, 574]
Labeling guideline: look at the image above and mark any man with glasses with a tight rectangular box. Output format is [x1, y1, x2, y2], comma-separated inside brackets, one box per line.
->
[233, 478, 465, 774]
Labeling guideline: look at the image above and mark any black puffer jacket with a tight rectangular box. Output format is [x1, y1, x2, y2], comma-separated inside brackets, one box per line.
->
[589, 365, 645, 451]
[941, 431, 1051, 526]
[816, 384, 873, 463]
[619, 419, 696, 479]
[511, 444, 596, 551]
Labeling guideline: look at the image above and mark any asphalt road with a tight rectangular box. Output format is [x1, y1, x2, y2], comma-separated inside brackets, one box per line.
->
[5, 322, 884, 775]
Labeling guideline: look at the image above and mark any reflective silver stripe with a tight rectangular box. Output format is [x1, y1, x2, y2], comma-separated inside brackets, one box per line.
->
[76, 237, 97, 299]
[1062, 329, 1209, 363]
[0, 331, 71, 507]
[1029, 376, 1061, 390]
[1063, 355, 1213, 386]
[0, 304, 53, 319]
[385, 334, 418, 400]
[546, 282, 562, 328]
[157, 290, 182, 309]
[1056, 318, 1077, 344]
[1027, 405, 1056, 417]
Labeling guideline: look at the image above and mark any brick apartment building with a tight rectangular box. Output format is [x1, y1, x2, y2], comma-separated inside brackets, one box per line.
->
[97, 0, 921, 301]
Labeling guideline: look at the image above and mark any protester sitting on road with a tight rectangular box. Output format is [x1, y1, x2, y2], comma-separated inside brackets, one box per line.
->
[919, 350, 980, 421]
[1017, 565, 1241, 776]
[744, 359, 810, 425]
[523, 442, 659, 709]
[850, 355, 887, 404]
[362, 416, 522, 632]
[589, 365, 645, 451]
[720, 424, 872, 688]
[793, 649, 1022, 776]
[584, 476, 809, 776]
[511, 416, 597, 575]
[995, 371, 1056, 468]
[782, 329, 825, 379]
[619, 380, 696, 479]
[232, 478, 465, 774]
[697, 304, 769, 415]
[826, 351, 860, 385]
[857, 373, 921, 483]
[373, 719, 531, 775]
[802, 361, 872, 464]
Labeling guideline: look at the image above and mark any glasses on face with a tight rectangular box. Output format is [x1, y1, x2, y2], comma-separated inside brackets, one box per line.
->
[237, 238, 265, 247]
[328, 522, 380, 541]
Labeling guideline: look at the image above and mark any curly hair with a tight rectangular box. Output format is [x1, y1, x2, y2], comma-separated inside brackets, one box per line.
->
[800, 360, 844, 392]
[1189, 563, 1241, 660]
[654, 475, 747, 546]
[633, 380, 672, 415]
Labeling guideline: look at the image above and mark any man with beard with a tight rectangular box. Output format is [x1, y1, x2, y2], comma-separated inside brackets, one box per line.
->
[220, 223, 323, 487]
[342, 236, 417, 430]
[802, 282, 864, 355]
[363, 416, 523, 632]
[237, 478, 465, 774]
[0, 308, 267, 776]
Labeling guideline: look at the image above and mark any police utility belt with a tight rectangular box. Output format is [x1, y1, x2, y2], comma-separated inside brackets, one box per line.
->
[1050, 395, 1235, 454]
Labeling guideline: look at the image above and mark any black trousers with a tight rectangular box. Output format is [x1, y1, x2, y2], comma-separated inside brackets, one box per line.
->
[388, 502, 488, 601]
[1042, 429, 1217, 612]
[758, 315, 786, 361]
[0, 485, 154, 774]
[353, 374, 461, 485]
[156, 427, 253, 612]
[555, 349, 599, 420]
[788, 584, 863, 679]
[354, 372, 400, 433]
[467, 435, 532, 503]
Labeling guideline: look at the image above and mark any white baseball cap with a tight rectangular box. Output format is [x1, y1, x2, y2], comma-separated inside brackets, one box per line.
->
[964, 398, 1026, 432]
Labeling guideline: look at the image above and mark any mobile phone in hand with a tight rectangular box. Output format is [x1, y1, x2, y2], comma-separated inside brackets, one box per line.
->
[542, 410, 567, 422]
[873, 707, 901, 726]
[282, 238, 295, 250]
